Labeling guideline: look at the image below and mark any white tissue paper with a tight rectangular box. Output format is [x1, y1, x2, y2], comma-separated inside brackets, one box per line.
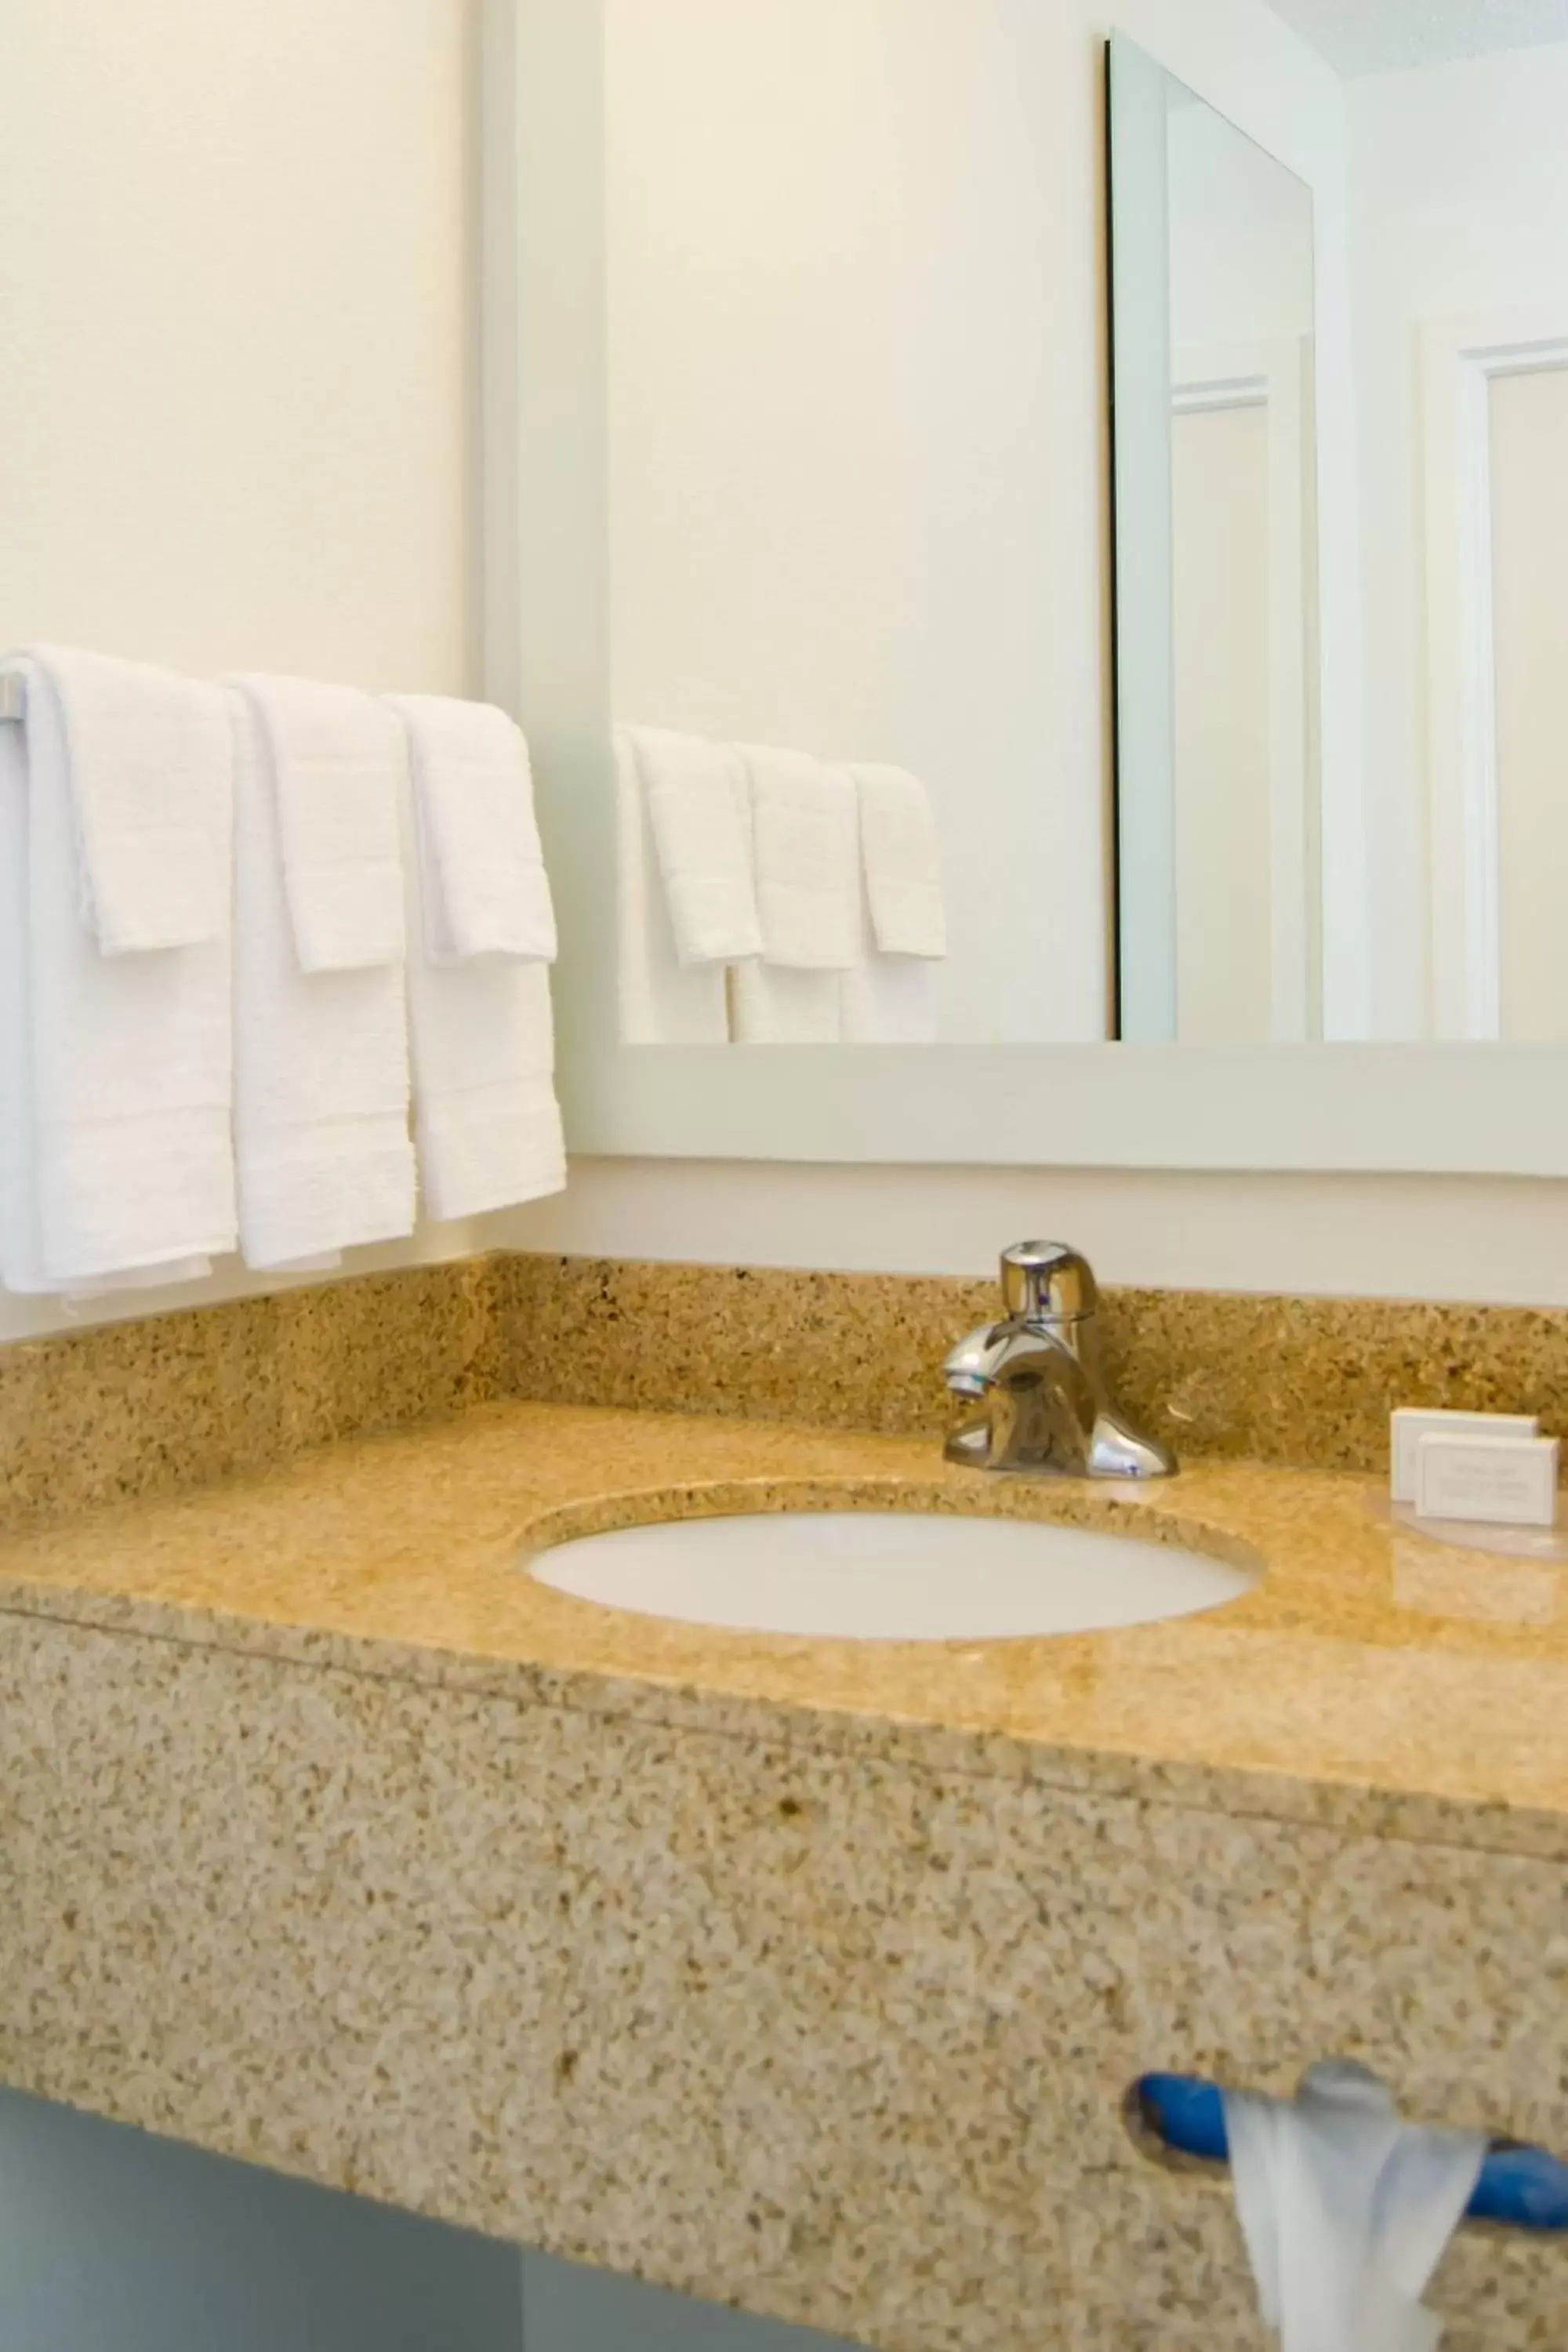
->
[1221, 2061, 1486, 2352]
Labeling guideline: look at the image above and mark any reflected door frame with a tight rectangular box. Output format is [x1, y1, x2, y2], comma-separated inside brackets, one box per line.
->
[1172, 336, 1319, 1042]
[1423, 303, 1568, 1041]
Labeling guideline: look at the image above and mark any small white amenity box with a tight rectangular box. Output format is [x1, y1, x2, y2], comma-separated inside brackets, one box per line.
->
[1391, 1406, 1537, 1503]
[1414, 1432, 1560, 1529]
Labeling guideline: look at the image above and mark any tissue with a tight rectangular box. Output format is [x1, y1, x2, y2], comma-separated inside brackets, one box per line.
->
[1222, 2060, 1486, 2352]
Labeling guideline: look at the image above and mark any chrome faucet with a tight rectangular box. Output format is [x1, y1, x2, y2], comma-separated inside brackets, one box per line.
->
[942, 1242, 1176, 1479]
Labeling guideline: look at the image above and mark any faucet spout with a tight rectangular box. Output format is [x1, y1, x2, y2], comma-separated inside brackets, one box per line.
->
[942, 1243, 1175, 1480]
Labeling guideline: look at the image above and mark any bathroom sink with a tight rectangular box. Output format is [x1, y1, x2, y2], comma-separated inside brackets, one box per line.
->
[528, 1508, 1255, 1642]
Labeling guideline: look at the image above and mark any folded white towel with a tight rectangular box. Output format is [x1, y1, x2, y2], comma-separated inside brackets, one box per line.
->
[228, 688, 416, 1272]
[726, 745, 856, 1043]
[384, 693, 557, 964]
[0, 657, 235, 1291]
[849, 762, 947, 958]
[227, 673, 404, 974]
[397, 735, 565, 1221]
[11, 645, 230, 953]
[628, 726, 762, 966]
[740, 745, 859, 970]
[615, 730, 728, 1044]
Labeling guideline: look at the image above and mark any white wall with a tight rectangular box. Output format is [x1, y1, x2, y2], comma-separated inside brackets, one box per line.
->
[509, 1157, 1568, 1308]
[0, 0, 515, 1344]
[2, 0, 477, 688]
[1349, 42, 1568, 1038]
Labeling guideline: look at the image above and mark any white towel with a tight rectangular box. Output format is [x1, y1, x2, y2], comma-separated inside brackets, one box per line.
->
[849, 762, 947, 957]
[394, 729, 565, 1221]
[227, 673, 404, 974]
[615, 730, 728, 1044]
[15, 645, 230, 953]
[728, 746, 857, 1044]
[228, 688, 416, 1272]
[628, 726, 762, 965]
[741, 746, 859, 969]
[384, 693, 556, 964]
[0, 656, 235, 1291]
[1224, 2063, 1486, 2352]
[837, 762, 944, 1042]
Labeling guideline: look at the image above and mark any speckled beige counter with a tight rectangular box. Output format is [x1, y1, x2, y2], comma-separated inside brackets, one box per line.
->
[10, 1249, 1568, 1532]
[3, 1403, 1566, 2348]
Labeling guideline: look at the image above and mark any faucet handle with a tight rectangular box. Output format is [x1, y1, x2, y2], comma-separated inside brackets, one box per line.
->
[1000, 1241, 1098, 1324]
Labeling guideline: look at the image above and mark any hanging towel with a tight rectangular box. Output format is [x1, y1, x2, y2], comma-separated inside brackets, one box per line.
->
[741, 745, 858, 969]
[1223, 2061, 1486, 2352]
[19, 644, 230, 952]
[848, 762, 947, 958]
[227, 673, 404, 973]
[0, 653, 235, 1291]
[227, 686, 416, 1272]
[729, 746, 857, 1044]
[838, 762, 945, 1042]
[383, 692, 556, 963]
[615, 730, 728, 1044]
[627, 726, 762, 965]
[388, 713, 565, 1221]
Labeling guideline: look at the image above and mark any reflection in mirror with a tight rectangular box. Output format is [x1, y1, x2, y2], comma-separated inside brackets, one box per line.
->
[1110, 40, 1319, 1042]
[1110, 5, 1568, 1044]
[604, 0, 1102, 1051]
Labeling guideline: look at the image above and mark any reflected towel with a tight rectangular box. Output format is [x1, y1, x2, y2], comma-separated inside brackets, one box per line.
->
[615, 729, 728, 1043]
[740, 745, 858, 970]
[629, 725, 761, 966]
[849, 762, 946, 959]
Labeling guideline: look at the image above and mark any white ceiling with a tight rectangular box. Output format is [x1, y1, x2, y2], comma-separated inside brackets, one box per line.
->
[1267, 0, 1568, 76]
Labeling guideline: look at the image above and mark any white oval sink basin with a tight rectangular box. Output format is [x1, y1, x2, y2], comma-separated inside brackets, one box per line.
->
[529, 1509, 1255, 1642]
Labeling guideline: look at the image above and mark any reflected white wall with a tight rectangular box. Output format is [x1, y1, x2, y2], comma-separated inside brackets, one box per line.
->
[603, 0, 1109, 1045]
[1349, 41, 1568, 1036]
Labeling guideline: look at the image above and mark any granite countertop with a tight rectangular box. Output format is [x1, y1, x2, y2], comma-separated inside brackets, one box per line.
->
[9, 1395, 1568, 2350]
[3, 1396, 1566, 1859]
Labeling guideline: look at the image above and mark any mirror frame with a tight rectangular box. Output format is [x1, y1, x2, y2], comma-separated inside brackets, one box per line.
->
[481, 0, 1568, 1178]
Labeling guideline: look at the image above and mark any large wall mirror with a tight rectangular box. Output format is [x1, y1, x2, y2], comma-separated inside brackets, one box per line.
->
[495, 0, 1568, 1170]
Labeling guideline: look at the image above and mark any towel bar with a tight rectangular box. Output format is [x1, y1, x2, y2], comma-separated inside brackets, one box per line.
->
[1131, 2072, 1568, 2234]
[0, 675, 24, 721]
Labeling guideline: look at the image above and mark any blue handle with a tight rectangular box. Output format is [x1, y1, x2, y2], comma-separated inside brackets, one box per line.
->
[1137, 2073, 1568, 2234]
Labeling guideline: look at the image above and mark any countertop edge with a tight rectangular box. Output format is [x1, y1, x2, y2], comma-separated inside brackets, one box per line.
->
[5, 1569, 1564, 1868]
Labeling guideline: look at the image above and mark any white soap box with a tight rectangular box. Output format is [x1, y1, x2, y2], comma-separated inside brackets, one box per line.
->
[1390, 1406, 1537, 1504]
[1414, 1431, 1560, 1529]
